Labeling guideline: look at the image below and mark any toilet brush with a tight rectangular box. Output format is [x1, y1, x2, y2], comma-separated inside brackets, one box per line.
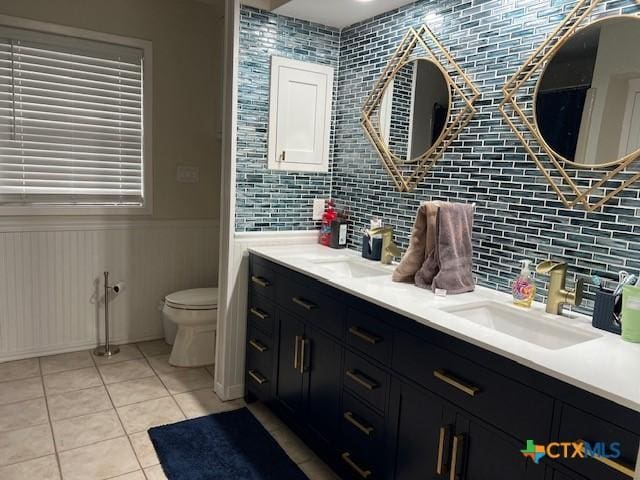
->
[94, 271, 120, 357]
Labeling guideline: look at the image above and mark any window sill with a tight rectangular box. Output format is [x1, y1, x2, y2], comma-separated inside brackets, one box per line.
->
[0, 204, 152, 216]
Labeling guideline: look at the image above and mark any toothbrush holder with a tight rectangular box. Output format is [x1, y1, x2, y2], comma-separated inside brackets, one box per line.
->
[592, 289, 622, 335]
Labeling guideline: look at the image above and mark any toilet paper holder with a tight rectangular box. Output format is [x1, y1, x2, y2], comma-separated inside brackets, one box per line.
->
[94, 271, 123, 357]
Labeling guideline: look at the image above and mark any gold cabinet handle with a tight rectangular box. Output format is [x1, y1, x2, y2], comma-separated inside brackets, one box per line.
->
[280, 150, 286, 162]
[346, 369, 378, 391]
[292, 296, 317, 310]
[436, 425, 451, 475]
[341, 452, 372, 479]
[450, 434, 464, 480]
[348, 326, 382, 344]
[576, 439, 635, 478]
[251, 275, 270, 288]
[248, 369, 268, 385]
[344, 411, 374, 436]
[248, 339, 268, 353]
[434, 369, 480, 397]
[293, 336, 301, 370]
[299, 337, 308, 374]
[249, 307, 269, 320]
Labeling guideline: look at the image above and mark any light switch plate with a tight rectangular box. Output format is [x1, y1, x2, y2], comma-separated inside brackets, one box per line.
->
[312, 198, 325, 220]
[176, 166, 199, 184]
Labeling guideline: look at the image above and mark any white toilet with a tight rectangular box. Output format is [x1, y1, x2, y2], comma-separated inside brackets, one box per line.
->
[162, 288, 218, 367]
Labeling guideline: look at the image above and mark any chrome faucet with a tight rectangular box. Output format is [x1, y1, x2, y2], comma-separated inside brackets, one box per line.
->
[536, 260, 584, 315]
[368, 226, 401, 265]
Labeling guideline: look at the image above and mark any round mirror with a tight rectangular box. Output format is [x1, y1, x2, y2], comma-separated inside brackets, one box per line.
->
[377, 58, 450, 163]
[535, 16, 640, 168]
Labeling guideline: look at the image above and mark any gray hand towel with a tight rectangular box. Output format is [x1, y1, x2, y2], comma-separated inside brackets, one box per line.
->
[431, 202, 475, 294]
[414, 201, 441, 289]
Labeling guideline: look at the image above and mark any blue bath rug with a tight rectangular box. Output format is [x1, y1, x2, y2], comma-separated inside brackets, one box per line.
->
[148, 407, 308, 480]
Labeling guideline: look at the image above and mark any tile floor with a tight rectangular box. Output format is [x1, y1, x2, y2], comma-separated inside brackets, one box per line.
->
[0, 341, 339, 480]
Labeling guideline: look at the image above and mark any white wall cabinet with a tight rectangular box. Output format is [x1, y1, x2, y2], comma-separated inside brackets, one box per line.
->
[268, 56, 333, 172]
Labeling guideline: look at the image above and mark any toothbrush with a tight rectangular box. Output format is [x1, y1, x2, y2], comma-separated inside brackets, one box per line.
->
[613, 274, 637, 297]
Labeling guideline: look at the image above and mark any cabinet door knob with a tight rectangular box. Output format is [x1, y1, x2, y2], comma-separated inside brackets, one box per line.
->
[341, 452, 372, 479]
[249, 307, 269, 320]
[248, 369, 268, 385]
[248, 339, 268, 353]
[345, 369, 378, 390]
[576, 439, 635, 478]
[436, 425, 451, 475]
[344, 411, 374, 436]
[348, 326, 382, 344]
[299, 337, 308, 374]
[293, 335, 301, 370]
[292, 296, 317, 311]
[251, 275, 270, 288]
[434, 369, 480, 397]
[449, 434, 465, 480]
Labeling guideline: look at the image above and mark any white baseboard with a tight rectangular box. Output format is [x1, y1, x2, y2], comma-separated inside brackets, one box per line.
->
[0, 335, 164, 363]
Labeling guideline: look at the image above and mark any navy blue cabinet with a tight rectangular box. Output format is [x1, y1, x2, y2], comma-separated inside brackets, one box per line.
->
[247, 254, 639, 480]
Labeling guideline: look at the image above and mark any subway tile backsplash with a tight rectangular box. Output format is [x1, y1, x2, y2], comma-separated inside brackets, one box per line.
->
[237, 1, 640, 315]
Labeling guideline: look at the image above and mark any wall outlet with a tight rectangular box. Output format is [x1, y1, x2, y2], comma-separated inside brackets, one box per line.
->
[312, 198, 325, 220]
[176, 166, 199, 184]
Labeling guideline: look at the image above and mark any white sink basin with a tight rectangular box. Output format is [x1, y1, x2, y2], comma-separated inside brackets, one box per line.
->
[311, 257, 390, 278]
[441, 301, 601, 350]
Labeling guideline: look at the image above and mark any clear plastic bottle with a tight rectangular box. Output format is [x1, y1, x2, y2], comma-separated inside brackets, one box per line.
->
[512, 260, 536, 308]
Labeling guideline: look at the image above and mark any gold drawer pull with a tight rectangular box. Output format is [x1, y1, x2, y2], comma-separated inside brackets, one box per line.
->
[341, 452, 372, 479]
[346, 369, 378, 391]
[344, 411, 374, 436]
[292, 296, 317, 310]
[436, 425, 451, 474]
[348, 326, 382, 344]
[249, 307, 269, 320]
[450, 434, 464, 480]
[248, 369, 268, 385]
[299, 337, 307, 374]
[248, 339, 268, 353]
[293, 336, 301, 369]
[576, 439, 635, 478]
[251, 275, 270, 288]
[434, 369, 480, 397]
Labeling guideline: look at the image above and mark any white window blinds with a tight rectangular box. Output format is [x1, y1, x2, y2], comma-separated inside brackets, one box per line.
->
[0, 26, 145, 206]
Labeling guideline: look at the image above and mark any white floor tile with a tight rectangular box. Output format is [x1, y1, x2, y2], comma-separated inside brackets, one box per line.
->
[117, 397, 185, 434]
[129, 432, 159, 468]
[146, 355, 184, 375]
[0, 377, 44, 406]
[0, 423, 54, 467]
[0, 397, 48, 432]
[58, 437, 139, 480]
[158, 368, 214, 395]
[0, 454, 60, 480]
[47, 385, 112, 421]
[92, 344, 143, 365]
[43, 367, 102, 395]
[107, 376, 169, 407]
[173, 388, 242, 418]
[98, 359, 154, 385]
[270, 427, 314, 464]
[110, 471, 146, 480]
[298, 457, 341, 480]
[136, 340, 171, 358]
[40, 351, 94, 375]
[0, 358, 40, 383]
[52, 410, 124, 452]
[143, 464, 168, 480]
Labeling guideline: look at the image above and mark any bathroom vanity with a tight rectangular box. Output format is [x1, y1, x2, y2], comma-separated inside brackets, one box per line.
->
[244, 245, 640, 480]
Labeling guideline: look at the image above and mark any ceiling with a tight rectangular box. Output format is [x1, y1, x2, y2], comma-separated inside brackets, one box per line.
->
[271, 0, 417, 29]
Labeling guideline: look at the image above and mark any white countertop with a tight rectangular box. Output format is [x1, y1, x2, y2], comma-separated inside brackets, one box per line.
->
[248, 243, 640, 413]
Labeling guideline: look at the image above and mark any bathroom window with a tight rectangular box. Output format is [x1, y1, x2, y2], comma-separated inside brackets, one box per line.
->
[0, 17, 152, 215]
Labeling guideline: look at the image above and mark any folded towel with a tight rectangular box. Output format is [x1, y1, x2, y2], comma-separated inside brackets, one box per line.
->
[392, 202, 431, 282]
[431, 203, 475, 294]
[414, 201, 441, 289]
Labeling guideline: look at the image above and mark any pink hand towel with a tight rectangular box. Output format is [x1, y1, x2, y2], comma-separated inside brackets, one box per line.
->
[414, 201, 441, 289]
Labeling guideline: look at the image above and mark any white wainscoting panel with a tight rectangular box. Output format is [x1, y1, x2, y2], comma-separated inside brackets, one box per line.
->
[0, 219, 218, 361]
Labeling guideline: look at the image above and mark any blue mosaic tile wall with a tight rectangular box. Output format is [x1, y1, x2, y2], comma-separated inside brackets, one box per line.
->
[332, 0, 640, 314]
[235, 6, 340, 231]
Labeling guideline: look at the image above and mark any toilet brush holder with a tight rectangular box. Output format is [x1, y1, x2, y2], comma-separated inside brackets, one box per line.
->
[94, 271, 120, 357]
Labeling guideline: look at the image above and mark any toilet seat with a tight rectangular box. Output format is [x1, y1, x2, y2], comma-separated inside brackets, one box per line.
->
[165, 288, 218, 310]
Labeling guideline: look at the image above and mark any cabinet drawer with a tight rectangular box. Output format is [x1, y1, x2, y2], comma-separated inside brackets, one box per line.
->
[249, 261, 277, 300]
[246, 367, 270, 401]
[246, 326, 273, 377]
[343, 351, 389, 413]
[393, 330, 554, 442]
[341, 391, 385, 454]
[247, 291, 275, 335]
[339, 449, 381, 480]
[277, 276, 344, 339]
[346, 308, 393, 364]
[556, 404, 638, 480]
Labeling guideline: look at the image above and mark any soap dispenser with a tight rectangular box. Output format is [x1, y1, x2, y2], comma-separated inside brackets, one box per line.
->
[512, 260, 536, 308]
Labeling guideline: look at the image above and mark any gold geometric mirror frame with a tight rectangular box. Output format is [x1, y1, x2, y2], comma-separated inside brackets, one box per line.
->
[499, 0, 640, 212]
[361, 25, 480, 192]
